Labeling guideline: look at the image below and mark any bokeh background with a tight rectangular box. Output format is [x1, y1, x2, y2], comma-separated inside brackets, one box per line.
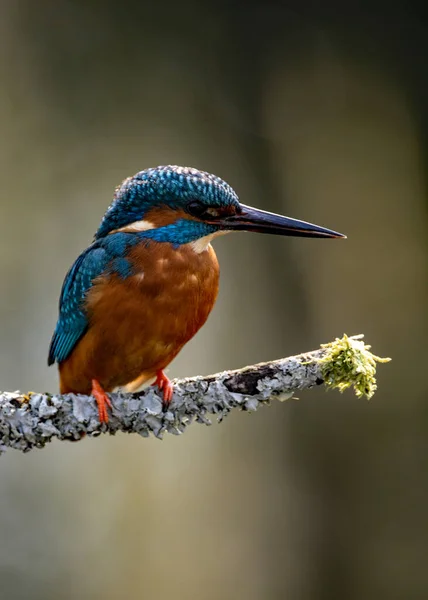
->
[1, 2, 427, 599]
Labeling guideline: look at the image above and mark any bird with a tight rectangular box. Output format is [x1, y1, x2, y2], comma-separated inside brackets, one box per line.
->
[48, 165, 345, 423]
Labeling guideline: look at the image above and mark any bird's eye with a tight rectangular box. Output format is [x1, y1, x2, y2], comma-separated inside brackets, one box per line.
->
[187, 200, 207, 218]
[187, 201, 222, 220]
[187, 201, 235, 220]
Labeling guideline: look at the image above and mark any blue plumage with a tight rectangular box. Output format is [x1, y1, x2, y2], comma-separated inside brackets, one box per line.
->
[144, 219, 217, 247]
[48, 233, 137, 365]
[95, 165, 240, 239]
[48, 245, 107, 365]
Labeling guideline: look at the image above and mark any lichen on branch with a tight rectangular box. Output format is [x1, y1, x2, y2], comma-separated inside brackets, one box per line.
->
[318, 334, 390, 399]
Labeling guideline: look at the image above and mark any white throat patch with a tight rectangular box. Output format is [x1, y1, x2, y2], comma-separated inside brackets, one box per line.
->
[190, 230, 230, 253]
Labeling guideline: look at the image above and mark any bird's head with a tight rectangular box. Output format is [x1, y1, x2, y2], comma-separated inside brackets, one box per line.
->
[95, 165, 345, 250]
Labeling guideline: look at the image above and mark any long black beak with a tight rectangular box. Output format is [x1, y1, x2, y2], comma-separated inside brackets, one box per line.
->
[219, 204, 346, 239]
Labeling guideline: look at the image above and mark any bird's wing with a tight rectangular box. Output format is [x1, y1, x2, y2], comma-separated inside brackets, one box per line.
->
[48, 243, 110, 365]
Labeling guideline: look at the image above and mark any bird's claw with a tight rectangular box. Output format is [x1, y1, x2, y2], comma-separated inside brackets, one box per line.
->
[153, 370, 174, 411]
[91, 379, 112, 423]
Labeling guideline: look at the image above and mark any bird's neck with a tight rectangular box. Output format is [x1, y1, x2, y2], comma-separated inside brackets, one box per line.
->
[137, 219, 218, 248]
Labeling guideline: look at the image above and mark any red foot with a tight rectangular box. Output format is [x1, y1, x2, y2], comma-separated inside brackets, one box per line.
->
[153, 370, 174, 410]
[91, 379, 112, 423]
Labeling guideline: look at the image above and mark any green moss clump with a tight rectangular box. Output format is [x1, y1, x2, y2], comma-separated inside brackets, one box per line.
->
[318, 334, 390, 399]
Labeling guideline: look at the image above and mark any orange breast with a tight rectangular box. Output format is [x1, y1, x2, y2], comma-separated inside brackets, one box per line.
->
[59, 241, 220, 394]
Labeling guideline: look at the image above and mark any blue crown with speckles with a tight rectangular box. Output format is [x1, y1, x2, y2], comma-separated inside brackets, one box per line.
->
[95, 165, 240, 239]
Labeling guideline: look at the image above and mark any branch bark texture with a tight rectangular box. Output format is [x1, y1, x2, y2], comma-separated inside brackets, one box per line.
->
[0, 347, 326, 453]
[1, 334, 388, 454]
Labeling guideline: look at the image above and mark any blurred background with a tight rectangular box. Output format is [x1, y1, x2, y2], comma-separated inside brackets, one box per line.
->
[0, 1, 427, 598]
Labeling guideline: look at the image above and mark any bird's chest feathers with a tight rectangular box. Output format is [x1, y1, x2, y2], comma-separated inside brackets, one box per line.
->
[129, 241, 219, 301]
[130, 242, 220, 339]
[87, 241, 220, 344]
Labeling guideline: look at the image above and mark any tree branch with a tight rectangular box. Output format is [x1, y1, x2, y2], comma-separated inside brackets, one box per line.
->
[0, 335, 389, 454]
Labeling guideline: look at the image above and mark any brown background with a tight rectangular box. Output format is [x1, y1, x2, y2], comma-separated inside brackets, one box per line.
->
[0, 2, 427, 599]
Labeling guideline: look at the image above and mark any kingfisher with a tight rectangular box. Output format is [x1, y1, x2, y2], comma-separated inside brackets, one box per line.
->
[48, 166, 345, 423]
